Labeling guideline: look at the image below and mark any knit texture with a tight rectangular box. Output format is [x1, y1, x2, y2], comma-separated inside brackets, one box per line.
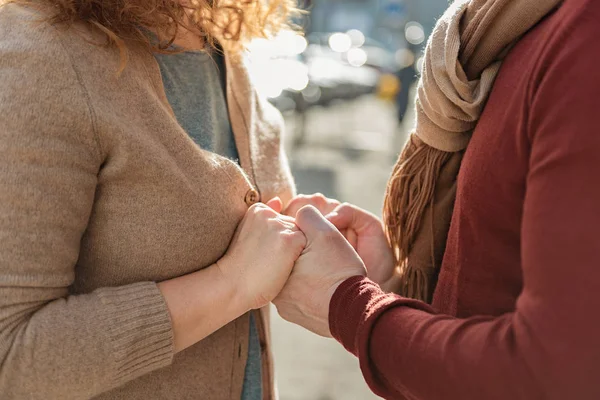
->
[0, 4, 294, 399]
[330, 2, 600, 398]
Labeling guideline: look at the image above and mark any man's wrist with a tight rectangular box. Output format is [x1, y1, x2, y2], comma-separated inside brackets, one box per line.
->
[328, 276, 381, 355]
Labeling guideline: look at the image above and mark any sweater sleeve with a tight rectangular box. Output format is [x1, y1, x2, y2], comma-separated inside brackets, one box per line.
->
[0, 8, 173, 399]
[329, 6, 600, 400]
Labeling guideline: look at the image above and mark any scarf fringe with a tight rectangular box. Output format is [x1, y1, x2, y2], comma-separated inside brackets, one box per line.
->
[383, 135, 453, 302]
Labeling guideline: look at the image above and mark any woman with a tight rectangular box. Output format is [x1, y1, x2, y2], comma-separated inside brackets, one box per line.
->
[277, 0, 600, 398]
[0, 0, 305, 398]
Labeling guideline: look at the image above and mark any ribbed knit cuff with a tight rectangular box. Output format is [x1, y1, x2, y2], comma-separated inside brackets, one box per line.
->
[97, 282, 174, 387]
[329, 276, 437, 358]
[329, 276, 391, 356]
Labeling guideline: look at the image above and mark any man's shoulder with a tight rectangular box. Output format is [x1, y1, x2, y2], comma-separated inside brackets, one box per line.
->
[556, 0, 600, 34]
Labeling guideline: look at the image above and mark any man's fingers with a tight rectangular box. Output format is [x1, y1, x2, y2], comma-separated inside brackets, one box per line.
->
[345, 228, 358, 249]
[326, 203, 376, 233]
[325, 204, 355, 231]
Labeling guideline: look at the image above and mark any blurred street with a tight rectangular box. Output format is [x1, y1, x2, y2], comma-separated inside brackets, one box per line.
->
[271, 93, 413, 400]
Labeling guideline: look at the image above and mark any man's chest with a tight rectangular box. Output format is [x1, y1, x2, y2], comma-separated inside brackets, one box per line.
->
[437, 20, 553, 316]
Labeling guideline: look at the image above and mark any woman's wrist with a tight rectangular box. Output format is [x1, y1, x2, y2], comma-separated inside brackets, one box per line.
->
[213, 257, 253, 316]
[158, 262, 249, 353]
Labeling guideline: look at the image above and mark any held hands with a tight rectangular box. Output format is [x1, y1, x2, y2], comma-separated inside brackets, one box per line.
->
[273, 206, 367, 337]
[285, 194, 397, 290]
[219, 193, 397, 337]
[327, 203, 400, 292]
[217, 198, 306, 311]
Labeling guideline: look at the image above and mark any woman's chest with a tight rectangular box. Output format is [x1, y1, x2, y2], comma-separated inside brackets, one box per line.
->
[73, 116, 258, 292]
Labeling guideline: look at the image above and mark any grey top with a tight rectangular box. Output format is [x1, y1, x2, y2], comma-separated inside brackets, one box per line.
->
[154, 49, 262, 400]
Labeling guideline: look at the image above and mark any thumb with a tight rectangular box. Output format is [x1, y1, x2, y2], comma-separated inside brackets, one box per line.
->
[326, 207, 359, 249]
[295, 205, 337, 239]
[266, 197, 283, 213]
[325, 204, 355, 231]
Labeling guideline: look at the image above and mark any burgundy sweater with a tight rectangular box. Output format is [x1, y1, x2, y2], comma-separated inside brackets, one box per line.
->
[329, 1, 600, 399]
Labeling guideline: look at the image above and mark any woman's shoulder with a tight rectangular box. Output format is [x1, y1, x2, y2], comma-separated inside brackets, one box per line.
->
[0, 3, 58, 51]
[0, 3, 107, 77]
[0, 3, 104, 158]
[0, 3, 81, 51]
[0, 3, 145, 78]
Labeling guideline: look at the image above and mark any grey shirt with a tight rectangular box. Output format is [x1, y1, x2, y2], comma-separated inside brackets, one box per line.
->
[155, 49, 262, 400]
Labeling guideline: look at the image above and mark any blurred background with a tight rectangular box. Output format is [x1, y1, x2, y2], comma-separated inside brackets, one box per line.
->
[248, 0, 450, 398]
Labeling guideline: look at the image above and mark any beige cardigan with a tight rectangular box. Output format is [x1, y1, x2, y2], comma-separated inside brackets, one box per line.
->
[0, 4, 295, 399]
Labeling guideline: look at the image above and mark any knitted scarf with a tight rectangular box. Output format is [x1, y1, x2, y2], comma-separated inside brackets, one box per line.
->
[383, 0, 562, 302]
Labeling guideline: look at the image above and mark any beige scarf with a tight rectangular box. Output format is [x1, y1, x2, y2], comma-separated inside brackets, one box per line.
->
[383, 0, 561, 302]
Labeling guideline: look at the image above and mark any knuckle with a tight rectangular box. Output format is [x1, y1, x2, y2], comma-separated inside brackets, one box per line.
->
[312, 193, 327, 204]
[319, 229, 342, 244]
[296, 204, 315, 219]
[256, 206, 275, 218]
[338, 203, 354, 215]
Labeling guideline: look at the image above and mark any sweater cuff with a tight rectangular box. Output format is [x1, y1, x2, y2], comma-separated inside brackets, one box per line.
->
[97, 282, 174, 387]
[329, 276, 397, 355]
[329, 276, 436, 357]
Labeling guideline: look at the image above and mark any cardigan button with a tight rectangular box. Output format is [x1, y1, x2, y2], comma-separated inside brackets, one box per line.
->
[244, 189, 260, 206]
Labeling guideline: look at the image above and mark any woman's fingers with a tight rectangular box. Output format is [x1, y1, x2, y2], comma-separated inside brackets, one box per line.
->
[266, 196, 283, 213]
[283, 193, 340, 217]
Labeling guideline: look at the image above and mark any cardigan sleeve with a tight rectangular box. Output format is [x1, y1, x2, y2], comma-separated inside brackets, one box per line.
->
[328, 4, 600, 400]
[0, 7, 174, 399]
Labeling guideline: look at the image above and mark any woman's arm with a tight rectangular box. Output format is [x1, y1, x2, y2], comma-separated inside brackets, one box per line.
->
[0, 13, 305, 399]
[160, 201, 305, 352]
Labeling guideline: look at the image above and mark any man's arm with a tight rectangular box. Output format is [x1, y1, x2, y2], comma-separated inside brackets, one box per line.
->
[329, 6, 600, 400]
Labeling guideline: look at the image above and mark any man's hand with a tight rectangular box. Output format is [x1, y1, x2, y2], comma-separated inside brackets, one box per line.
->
[326, 203, 399, 292]
[273, 205, 366, 337]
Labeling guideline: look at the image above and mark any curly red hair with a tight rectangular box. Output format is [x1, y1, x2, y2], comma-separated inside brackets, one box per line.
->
[3, 0, 297, 61]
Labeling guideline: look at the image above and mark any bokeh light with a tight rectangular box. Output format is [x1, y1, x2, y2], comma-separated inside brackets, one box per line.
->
[405, 21, 425, 45]
[347, 48, 368, 67]
[346, 29, 366, 47]
[395, 48, 415, 69]
[328, 32, 353, 53]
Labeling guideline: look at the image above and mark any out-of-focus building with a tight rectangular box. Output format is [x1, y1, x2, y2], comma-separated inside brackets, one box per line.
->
[255, 0, 451, 121]
[307, 0, 449, 50]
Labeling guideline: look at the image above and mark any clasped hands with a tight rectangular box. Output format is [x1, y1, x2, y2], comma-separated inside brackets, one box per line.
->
[218, 193, 397, 338]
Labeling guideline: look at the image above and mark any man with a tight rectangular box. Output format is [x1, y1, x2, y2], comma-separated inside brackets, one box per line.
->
[275, 0, 600, 398]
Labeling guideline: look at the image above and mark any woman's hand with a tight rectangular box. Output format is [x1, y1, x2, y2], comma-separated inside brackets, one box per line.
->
[218, 200, 307, 311]
[326, 203, 398, 291]
[159, 197, 306, 352]
[284, 193, 341, 217]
